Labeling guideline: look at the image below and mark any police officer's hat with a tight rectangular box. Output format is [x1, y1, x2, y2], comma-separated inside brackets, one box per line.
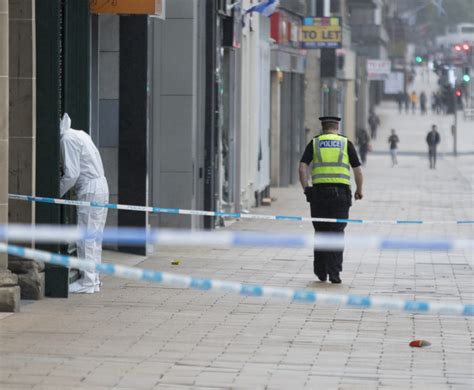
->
[319, 116, 341, 124]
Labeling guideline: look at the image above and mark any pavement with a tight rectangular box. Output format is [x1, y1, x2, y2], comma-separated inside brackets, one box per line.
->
[0, 70, 473, 389]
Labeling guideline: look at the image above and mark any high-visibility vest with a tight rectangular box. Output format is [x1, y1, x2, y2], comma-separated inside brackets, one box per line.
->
[312, 133, 351, 185]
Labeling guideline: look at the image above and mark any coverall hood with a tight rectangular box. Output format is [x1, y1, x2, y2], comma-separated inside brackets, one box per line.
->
[60, 113, 72, 135]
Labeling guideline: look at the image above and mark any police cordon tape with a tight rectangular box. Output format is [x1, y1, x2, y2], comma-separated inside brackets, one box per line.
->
[0, 242, 472, 317]
[8, 194, 474, 225]
[1, 224, 474, 251]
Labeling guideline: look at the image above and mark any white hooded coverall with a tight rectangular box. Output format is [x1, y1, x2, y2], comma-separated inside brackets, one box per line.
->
[60, 113, 109, 293]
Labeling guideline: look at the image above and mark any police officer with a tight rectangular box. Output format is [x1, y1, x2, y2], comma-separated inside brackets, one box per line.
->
[299, 116, 363, 284]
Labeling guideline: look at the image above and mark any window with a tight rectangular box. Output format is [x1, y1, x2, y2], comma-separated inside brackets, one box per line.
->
[331, 0, 341, 14]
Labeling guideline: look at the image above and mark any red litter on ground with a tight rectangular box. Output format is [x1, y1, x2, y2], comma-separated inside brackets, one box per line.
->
[409, 340, 431, 348]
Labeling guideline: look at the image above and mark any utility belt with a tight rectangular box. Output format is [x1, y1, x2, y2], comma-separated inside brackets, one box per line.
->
[305, 184, 351, 205]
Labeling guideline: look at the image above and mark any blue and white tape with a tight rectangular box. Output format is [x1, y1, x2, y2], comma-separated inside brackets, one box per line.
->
[1, 224, 473, 252]
[1, 243, 472, 317]
[9, 194, 474, 225]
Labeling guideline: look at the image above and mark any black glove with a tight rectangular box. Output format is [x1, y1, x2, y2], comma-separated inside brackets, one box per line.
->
[304, 186, 312, 203]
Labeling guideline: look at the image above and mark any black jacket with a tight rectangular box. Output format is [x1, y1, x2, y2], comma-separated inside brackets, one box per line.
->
[426, 131, 440, 146]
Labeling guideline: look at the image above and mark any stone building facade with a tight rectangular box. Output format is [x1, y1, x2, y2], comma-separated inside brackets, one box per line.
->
[0, 0, 21, 312]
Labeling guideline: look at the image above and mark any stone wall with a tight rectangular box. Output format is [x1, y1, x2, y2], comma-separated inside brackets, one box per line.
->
[8, 0, 36, 225]
[7, 0, 42, 301]
[0, 0, 20, 312]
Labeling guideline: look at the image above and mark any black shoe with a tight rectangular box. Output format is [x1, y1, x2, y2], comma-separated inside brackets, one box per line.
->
[329, 275, 341, 284]
[316, 273, 327, 282]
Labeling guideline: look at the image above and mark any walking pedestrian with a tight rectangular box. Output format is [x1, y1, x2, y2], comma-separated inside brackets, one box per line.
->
[431, 91, 438, 114]
[368, 109, 380, 139]
[299, 116, 364, 284]
[435, 91, 442, 114]
[426, 124, 440, 169]
[60, 113, 109, 294]
[388, 129, 399, 167]
[356, 128, 370, 165]
[410, 91, 418, 114]
[397, 91, 404, 113]
[404, 92, 410, 113]
[419, 91, 427, 114]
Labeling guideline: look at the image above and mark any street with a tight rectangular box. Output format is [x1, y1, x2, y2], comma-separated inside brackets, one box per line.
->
[0, 69, 473, 389]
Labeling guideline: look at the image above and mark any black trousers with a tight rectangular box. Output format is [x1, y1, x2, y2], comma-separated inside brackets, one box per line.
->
[309, 186, 351, 278]
[428, 145, 437, 168]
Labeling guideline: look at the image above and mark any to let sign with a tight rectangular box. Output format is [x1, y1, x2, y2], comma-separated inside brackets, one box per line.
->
[367, 59, 391, 80]
[90, 0, 165, 18]
[301, 17, 342, 49]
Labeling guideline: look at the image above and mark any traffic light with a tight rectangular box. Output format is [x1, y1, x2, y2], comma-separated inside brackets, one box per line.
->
[415, 55, 423, 63]
[454, 43, 470, 51]
[463, 67, 471, 83]
[455, 89, 462, 97]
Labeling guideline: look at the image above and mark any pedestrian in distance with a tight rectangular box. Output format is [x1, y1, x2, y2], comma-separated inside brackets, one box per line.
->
[397, 91, 404, 114]
[60, 113, 109, 294]
[410, 91, 418, 114]
[426, 124, 441, 169]
[388, 129, 399, 167]
[404, 92, 410, 113]
[356, 128, 370, 166]
[431, 91, 439, 114]
[435, 91, 442, 114]
[299, 116, 364, 284]
[368, 109, 380, 139]
[419, 91, 427, 114]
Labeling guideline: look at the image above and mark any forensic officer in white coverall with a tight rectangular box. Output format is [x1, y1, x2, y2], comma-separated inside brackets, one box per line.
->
[59, 113, 109, 294]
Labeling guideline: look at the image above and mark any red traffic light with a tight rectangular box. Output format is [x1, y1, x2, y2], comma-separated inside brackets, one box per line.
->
[455, 45, 462, 51]
[462, 43, 470, 51]
[455, 89, 462, 97]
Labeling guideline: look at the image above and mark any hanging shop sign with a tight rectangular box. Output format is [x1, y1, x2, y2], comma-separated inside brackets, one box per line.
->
[301, 17, 342, 49]
[90, 0, 165, 18]
[367, 59, 392, 80]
